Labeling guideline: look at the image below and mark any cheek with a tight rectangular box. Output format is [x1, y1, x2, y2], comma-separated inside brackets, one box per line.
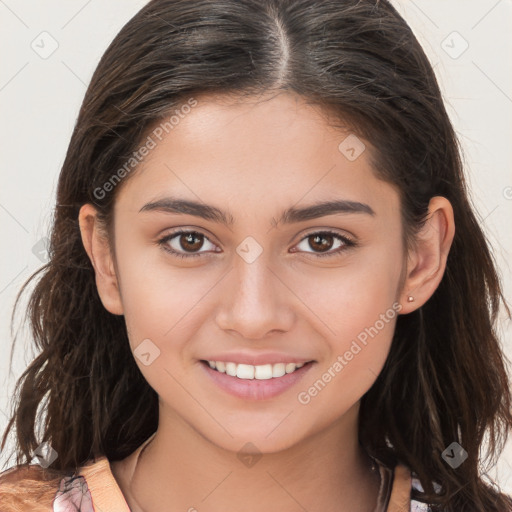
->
[114, 241, 218, 360]
[302, 284, 397, 403]
[290, 243, 402, 344]
[296, 330, 394, 434]
[291, 242, 402, 405]
[295, 287, 399, 421]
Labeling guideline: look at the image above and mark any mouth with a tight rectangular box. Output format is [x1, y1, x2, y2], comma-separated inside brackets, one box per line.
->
[200, 360, 314, 380]
[199, 359, 315, 400]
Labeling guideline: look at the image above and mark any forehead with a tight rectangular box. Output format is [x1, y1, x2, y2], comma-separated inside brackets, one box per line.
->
[114, 91, 400, 221]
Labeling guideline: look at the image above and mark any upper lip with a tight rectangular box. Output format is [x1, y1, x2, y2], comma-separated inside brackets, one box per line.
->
[201, 352, 315, 366]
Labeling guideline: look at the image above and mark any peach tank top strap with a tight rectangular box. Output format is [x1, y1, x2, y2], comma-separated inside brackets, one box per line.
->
[387, 463, 412, 512]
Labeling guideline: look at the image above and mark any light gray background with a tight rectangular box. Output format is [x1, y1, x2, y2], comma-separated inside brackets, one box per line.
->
[1, 0, 511, 493]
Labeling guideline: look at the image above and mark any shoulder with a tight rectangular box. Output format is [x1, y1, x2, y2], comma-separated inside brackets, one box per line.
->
[0, 461, 97, 512]
[0, 462, 50, 484]
[0, 463, 60, 511]
[382, 460, 436, 512]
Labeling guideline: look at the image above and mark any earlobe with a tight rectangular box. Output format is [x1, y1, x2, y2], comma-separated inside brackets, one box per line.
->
[78, 204, 124, 315]
[399, 196, 455, 314]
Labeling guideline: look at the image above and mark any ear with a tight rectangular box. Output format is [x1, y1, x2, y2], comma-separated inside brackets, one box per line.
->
[78, 204, 124, 315]
[399, 196, 455, 314]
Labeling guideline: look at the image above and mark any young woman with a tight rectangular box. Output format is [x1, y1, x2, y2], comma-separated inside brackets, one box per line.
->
[1, 0, 511, 511]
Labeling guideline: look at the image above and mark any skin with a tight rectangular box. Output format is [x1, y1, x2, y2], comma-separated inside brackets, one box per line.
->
[79, 91, 455, 512]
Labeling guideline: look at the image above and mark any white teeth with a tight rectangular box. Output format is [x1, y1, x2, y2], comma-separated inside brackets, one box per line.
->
[225, 362, 237, 377]
[236, 364, 255, 379]
[285, 363, 296, 374]
[254, 364, 273, 380]
[272, 363, 286, 378]
[206, 360, 308, 379]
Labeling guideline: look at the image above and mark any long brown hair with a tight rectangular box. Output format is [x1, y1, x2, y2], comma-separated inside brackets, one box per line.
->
[1, 0, 511, 510]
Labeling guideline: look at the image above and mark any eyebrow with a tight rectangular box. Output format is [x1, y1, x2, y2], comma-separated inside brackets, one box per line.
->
[139, 197, 375, 227]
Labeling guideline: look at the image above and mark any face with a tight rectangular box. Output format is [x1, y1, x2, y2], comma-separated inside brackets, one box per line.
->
[105, 92, 406, 453]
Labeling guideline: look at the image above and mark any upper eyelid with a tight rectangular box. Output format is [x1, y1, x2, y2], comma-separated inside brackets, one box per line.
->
[159, 230, 218, 253]
[160, 228, 355, 251]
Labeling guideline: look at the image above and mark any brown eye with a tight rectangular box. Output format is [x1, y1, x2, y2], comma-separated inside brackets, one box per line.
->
[158, 230, 218, 259]
[293, 230, 356, 258]
[178, 232, 204, 252]
[308, 233, 336, 253]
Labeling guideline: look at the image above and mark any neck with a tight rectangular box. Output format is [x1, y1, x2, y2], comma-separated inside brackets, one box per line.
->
[123, 404, 380, 512]
[121, 402, 381, 512]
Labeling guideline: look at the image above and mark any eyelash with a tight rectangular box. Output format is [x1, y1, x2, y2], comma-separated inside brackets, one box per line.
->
[157, 229, 357, 260]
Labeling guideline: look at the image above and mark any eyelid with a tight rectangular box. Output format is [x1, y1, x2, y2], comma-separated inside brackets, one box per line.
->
[291, 229, 356, 258]
[158, 227, 357, 259]
[158, 229, 218, 258]
[297, 227, 356, 244]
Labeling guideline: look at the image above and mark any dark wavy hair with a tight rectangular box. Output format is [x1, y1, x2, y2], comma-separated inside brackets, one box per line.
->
[1, 0, 511, 510]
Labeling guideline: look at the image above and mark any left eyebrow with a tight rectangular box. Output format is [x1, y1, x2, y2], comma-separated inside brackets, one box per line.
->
[278, 199, 375, 226]
[138, 197, 375, 227]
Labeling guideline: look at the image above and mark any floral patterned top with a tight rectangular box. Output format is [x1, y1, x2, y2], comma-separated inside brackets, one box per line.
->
[0, 434, 433, 511]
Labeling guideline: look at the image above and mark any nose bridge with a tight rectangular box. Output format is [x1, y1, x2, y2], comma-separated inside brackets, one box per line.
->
[215, 244, 293, 339]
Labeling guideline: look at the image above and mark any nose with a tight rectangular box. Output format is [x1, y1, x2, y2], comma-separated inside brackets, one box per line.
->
[215, 254, 295, 340]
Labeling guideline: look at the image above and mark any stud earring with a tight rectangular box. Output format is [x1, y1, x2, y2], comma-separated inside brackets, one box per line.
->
[407, 296, 414, 302]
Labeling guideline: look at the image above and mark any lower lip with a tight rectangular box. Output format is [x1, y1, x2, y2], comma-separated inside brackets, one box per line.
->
[200, 360, 314, 401]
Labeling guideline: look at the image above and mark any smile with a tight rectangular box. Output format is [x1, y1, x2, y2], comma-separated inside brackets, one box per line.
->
[200, 359, 315, 400]
[203, 360, 309, 379]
